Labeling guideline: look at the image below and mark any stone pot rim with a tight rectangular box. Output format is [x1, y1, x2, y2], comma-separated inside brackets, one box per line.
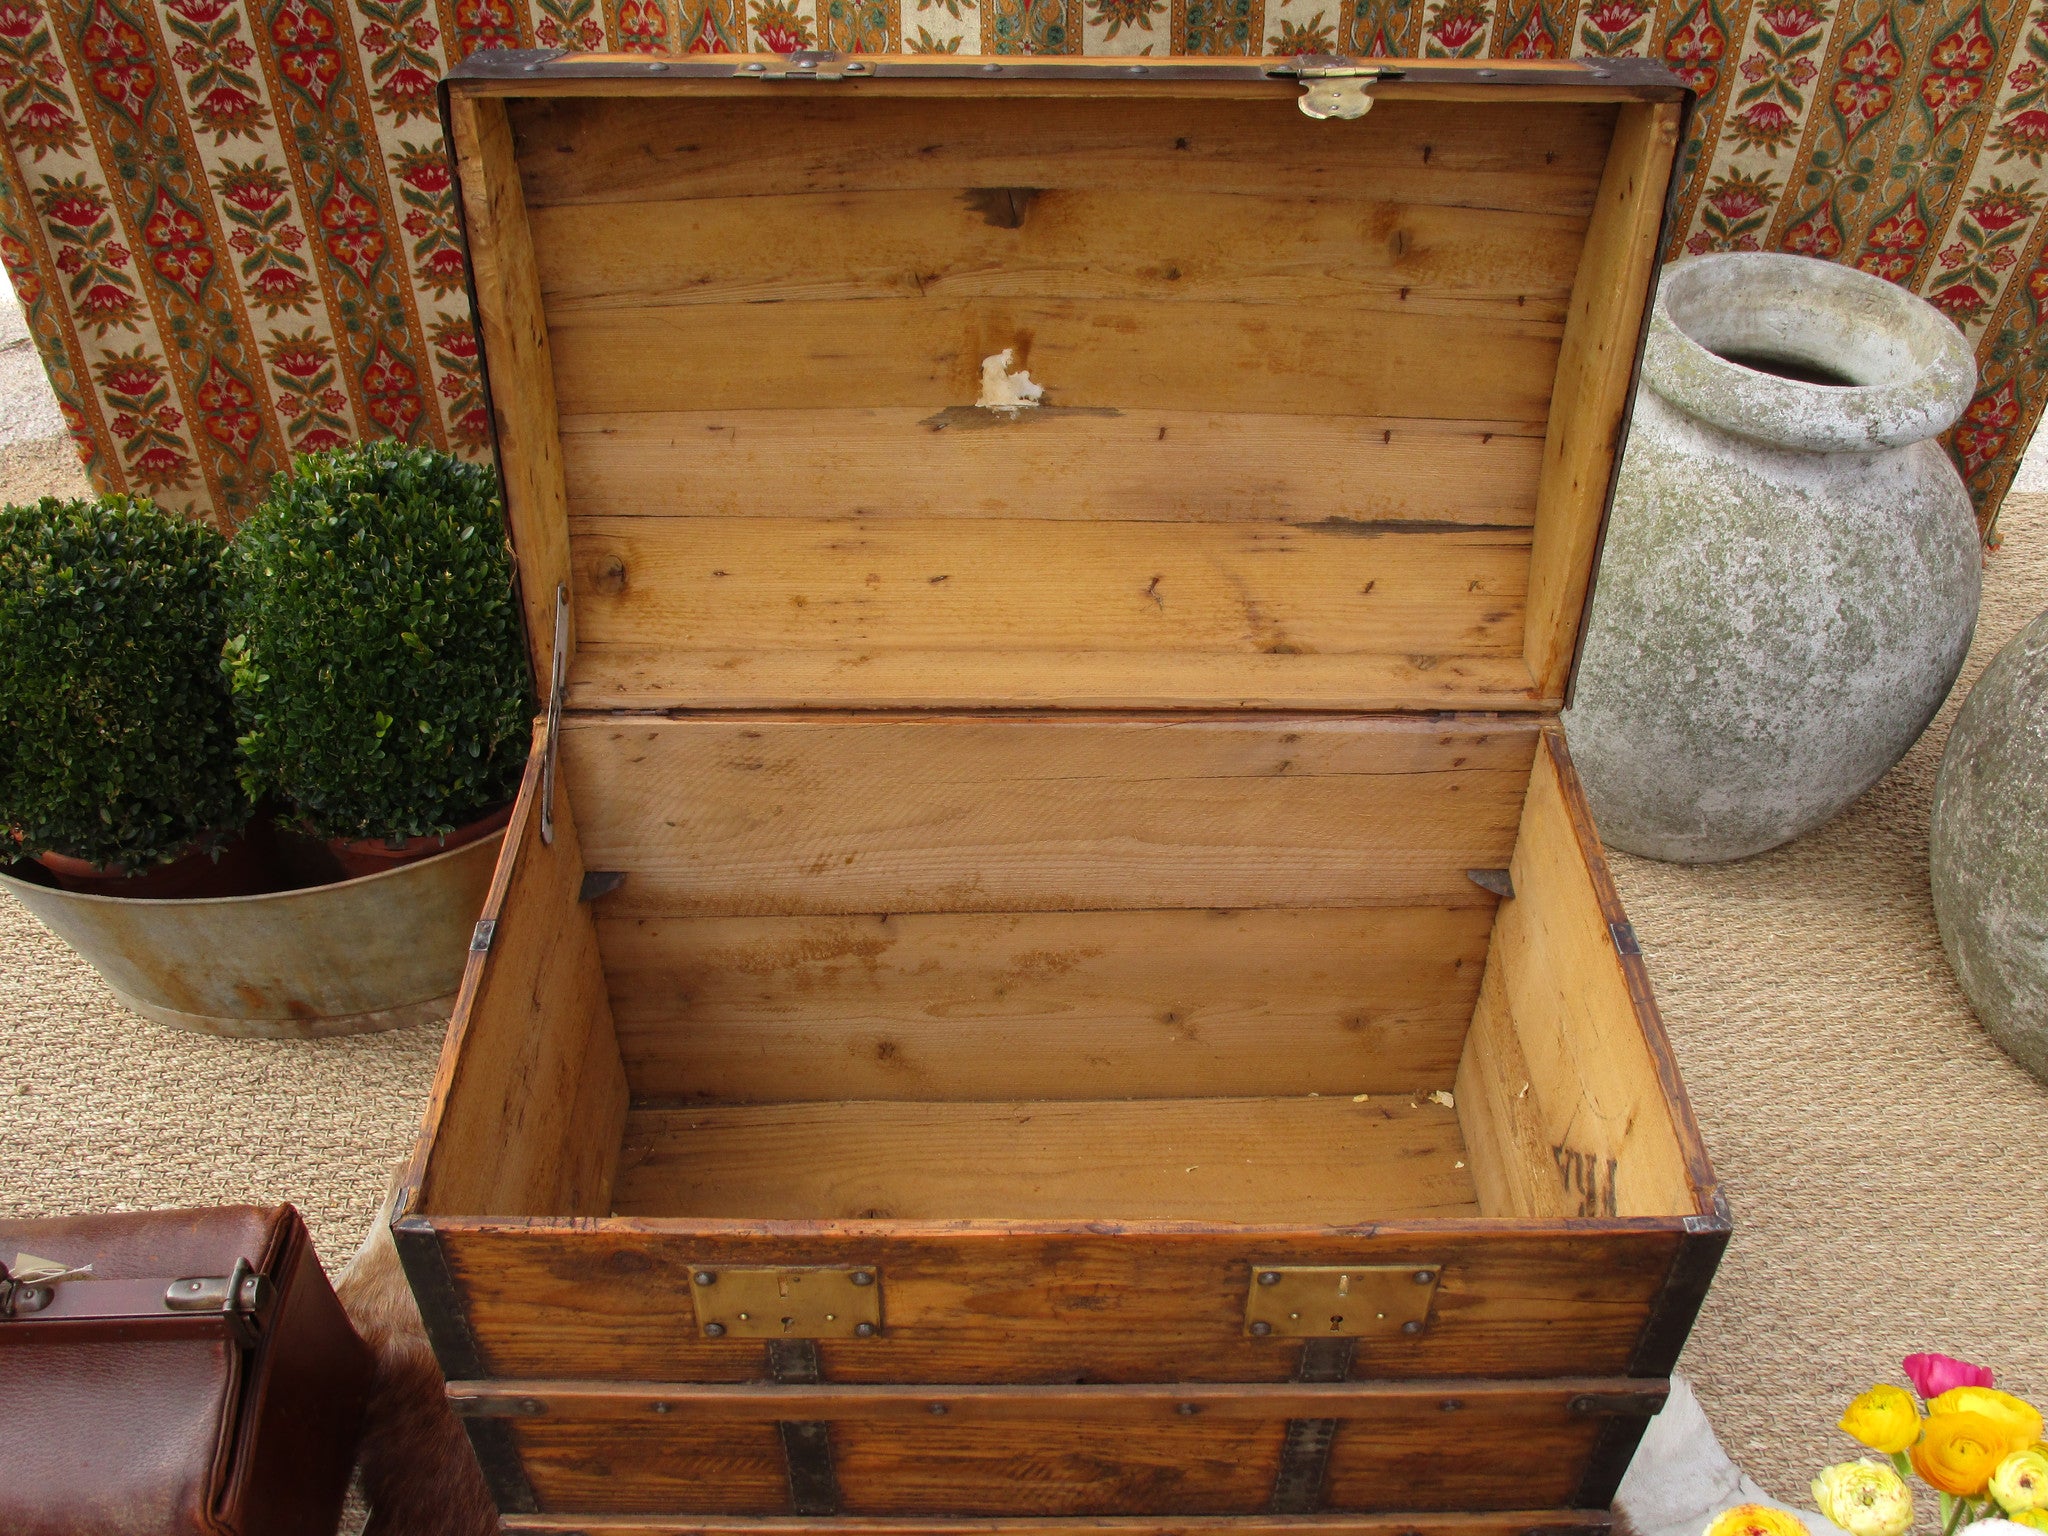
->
[1642, 252, 1976, 453]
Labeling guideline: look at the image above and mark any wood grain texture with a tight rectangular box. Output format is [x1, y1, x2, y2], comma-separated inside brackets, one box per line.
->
[598, 906, 1494, 1104]
[1452, 730, 1700, 1222]
[1524, 102, 1683, 698]
[610, 1097, 1479, 1223]
[546, 296, 1560, 422]
[432, 1219, 1686, 1383]
[448, 94, 575, 694]
[556, 409, 1545, 529]
[530, 190, 1584, 320]
[408, 732, 628, 1219]
[509, 96, 1619, 216]
[560, 715, 1540, 917]
[499, 1516, 1613, 1536]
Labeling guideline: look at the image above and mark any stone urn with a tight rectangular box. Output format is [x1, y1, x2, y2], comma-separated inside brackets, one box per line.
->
[1931, 608, 2048, 1083]
[1565, 252, 1982, 863]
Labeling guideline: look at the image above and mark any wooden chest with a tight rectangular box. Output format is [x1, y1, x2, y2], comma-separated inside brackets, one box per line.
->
[398, 49, 1724, 1536]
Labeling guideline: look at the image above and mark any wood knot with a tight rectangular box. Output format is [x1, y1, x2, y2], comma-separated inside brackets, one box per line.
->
[592, 554, 627, 594]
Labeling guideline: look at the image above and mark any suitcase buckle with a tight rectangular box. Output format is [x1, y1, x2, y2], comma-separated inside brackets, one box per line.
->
[164, 1257, 274, 1348]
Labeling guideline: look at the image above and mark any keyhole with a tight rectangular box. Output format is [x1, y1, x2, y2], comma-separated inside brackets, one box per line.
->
[1329, 1314, 1345, 1331]
[781, 1316, 796, 1332]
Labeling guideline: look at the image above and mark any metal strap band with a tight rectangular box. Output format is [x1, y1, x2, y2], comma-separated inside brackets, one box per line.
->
[769, 1338, 840, 1516]
[1268, 1336, 1356, 1512]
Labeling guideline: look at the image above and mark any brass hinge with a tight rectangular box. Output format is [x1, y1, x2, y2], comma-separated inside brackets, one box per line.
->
[736, 50, 872, 81]
[1245, 1264, 1439, 1338]
[1266, 54, 1403, 119]
[690, 1266, 882, 1340]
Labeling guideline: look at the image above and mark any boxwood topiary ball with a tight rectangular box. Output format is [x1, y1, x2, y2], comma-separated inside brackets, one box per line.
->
[224, 442, 532, 842]
[0, 494, 246, 868]
[1931, 607, 2048, 1084]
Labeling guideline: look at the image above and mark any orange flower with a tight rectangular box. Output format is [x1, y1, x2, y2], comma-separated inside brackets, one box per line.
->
[1911, 1412, 2011, 1496]
[1927, 1387, 2045, 1456]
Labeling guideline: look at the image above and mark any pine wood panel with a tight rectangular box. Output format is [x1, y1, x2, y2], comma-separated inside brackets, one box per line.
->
[559, 715, 1540, 917]
[598, 906, 1494, 1104]
[500, 1516, 1613, 1536]
[510, 96, 1620, 217]
[556, 409, 1545, 529]
[547, 296, 1560, 422]
[407, 734, 628, 1221]
[430, 1220, 1687, 1384]
[566, 516, 1531, 672]
[609, 1097, 1479, 1223]
[1524, 102, 1683, 698]
[529, 190, 1585, 320]
[1452, 732, 1704, 1221]
[447, 94, 577, 694]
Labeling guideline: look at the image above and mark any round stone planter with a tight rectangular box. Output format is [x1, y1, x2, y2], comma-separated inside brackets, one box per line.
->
[1931, 607, 2048, 1084]
[1564, 252, 1983, 863]
[0, 829, 501, 1038]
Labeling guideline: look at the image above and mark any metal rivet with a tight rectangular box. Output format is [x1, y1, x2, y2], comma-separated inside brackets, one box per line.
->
[1249, 1320, 1273, 1336]
[1440, 1399, 1464, 1412]
[521, 62, 540, 71]
[1571, 1395, 1596, 1414]
[744, 60, 768, 72]
[704, 1321, 727, 1337]
[519, 1397, 544, 1415]
[929, 1402, 948, 1415]
[981, 62, 1001, 72]
[1401, 1319, 1423, 1335]
[1413, 1270, 1435, 1284]
[854, 1321, 877, 1337]
[1126, 64, 1146, 74]
[1257, 1270, 1282, 1286]
[653, 1402, 672, 1413]
[694, 1270, 716, 1286]
[648, 61, 668, 71]
[1590, 68, 1610, 77]
[1475, 67, 1496, 77]
[1177, 1403, 1200, 1416]
[850, 1271, 874, 1286]
[844, 60, 868, 72]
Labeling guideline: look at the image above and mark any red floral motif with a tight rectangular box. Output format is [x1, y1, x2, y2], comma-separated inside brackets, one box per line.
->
[377, 63, 435, 113]
[1993, 107, 2048, 164]
[1951, 381, 2018, 476]
[140, 190, 216, 300]
[11, 97, 82, 156]
[194, 360, 262, 458]
[251, 265, 312, 305]
[1426, 0, 1488, 53]
[434, 323, 478, 362]
[0, 234, 40, 306]
[1664, 2, 1725, 96]
[1582, 0, 1645, 33]
[2012, 59, 2042, 92]
[132, 444, 194, 484]
[294, 426, 348, 452]
[43, 187, 106, 229]
[1758, 1, 1822, 37]
[0, 2, 39, 39]
[1832, 15, 1903, 137]
[193, 82, 264, 137]
[1706, 179, 1772, 222]
[1725, 99, 1797, 151]
[270, 340, 326, 377]
[1854, 196, 1927, 284]
[79, 0, 156, 122]
[165, 0, 235, 22]
[318, 184, 385, 283]
[453, 0, 521, 54]
[1929, 280, 1990, 321]
[97, 356, 161, 397]
[396, 157, 451, 196]
[1502, 6, 1559, 58]
[269, 0, 340, 106]
[617, 0, 668, 49]
[1968, 185, 2038, 233]
[217, 164, 286, 215]
[1782, 203, 1844, 258]
[1920, 6, 1993, 133]
[420, 246, 465, 287]
[360, 342, 422, 434]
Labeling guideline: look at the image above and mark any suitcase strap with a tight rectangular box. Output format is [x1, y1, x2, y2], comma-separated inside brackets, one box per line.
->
[0, 1254, 274, 1346]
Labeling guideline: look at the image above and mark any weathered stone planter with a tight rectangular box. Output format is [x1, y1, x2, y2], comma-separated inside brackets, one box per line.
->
[0, 830, 500, 1038]
[1565, 252, 1982, 863]
[1931, 607, 2048, 1084]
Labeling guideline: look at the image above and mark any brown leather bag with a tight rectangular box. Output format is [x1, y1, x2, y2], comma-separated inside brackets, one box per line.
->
[0, 1204, 374, 1536]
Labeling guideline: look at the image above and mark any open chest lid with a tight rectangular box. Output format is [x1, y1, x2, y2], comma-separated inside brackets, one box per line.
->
[443, 53, 1690, 718]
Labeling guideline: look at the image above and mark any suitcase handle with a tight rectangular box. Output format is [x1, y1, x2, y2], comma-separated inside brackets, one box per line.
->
[0, 1255, 273, 1347]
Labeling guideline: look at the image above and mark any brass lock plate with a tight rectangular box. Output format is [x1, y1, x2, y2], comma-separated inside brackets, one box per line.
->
[690, 1266, 881, 1340]
[1244, 1264, 1439, 1338]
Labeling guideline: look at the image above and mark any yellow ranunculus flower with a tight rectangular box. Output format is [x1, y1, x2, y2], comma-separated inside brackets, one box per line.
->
[1912, 1411, 2012, 1496]
[1927, 1388, 2046, 1456]
[1991, 1446, 2048, 1515]
[2011, 1510, 2048, 1531]
[1840, 1385, 1923, 1455]
[1812, 1459, 1915, 1536]
[1704, 1504, 1810, 1536]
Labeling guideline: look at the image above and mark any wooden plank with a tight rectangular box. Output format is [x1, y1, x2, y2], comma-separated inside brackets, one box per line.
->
[1454, 957, 1559, 1220]
[431, 1219, 1686, 1384]
[566, 516, 1531, 670]
[598, 906, 1494, 1104]
[1451, 730, 1703, 1222]
[609, 1097, 1479, 1223]
[557, 409, 1546, 529]
[450, 1379, 1668, 1422]
[559, 715, 1540, 917]
[546, 296, 1560, 422]
[501, 1516, 1613, 1536]
[509, 96, 1620, 216]
[530, 190, 1585, 320]
[404, 730, 628, 1219]
[1524, 101, 1682, 699]
[447, 93, 576, 696]
[564, 647, 1543, 713]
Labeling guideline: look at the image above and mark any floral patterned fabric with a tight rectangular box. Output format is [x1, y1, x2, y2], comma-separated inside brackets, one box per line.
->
[0, 0, 2039, 537]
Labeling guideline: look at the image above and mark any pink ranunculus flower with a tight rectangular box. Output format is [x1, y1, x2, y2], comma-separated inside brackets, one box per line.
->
[1902, 1352, 1995, 1400]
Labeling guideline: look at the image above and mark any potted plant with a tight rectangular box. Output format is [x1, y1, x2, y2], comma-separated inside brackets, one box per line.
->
[224, 442, 531, 878]
[0, 494, 256, 897]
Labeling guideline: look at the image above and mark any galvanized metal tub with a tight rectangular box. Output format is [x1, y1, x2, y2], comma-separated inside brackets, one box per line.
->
[0, 832, 500, 1038]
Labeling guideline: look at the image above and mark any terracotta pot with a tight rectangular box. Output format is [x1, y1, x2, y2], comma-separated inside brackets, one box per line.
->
[35, 828, 272, 899]
[325, 799, 514, 880]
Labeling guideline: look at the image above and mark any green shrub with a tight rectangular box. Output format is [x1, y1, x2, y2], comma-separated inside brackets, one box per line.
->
[0, 495, 246, 868]
[223, 442, 531, 842]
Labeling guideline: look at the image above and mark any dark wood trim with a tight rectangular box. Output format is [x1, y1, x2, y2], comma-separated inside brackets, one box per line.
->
[464, 1415, 540, 1516]
[390, 1216, 484, 1380]
[1629, 1198, 1732, 1377]
[496, 1515, 1618, 1536]
[1572, 1413, 1655, 1510]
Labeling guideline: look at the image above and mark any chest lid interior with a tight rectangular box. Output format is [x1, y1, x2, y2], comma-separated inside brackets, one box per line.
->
[447, 54, 1689, 718]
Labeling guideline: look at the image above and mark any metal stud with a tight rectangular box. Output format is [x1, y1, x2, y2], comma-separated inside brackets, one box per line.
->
[1126, 64, 1146, 73]
[1258, 1270, 1282, 1286]
[929, 1402, 948, 1415]
[1401, 1319, 1423, 1335]
[704, 1321, 727, 1337]
[1249, 1320, 1273, 1336]
[850, 1271, 875, 1286]
[844, 60, 868, 73]
[653, 1402, 673, 1414]
[1475, 67, 1496, 77]
[648, 60, 668, 71]
[1177, 1403, 1200, 1416]
[1413, 1270, 1435, 1284]
[521, 61, 540, 71]
[981, 62, 1002, 72]
[854, 1321, 877, 1337]
[1439, 1399, 1464, 1412]
[694, 1270, 716, 1285]
[519, 1398, 544, 1415]
[744, 60, 768, 72]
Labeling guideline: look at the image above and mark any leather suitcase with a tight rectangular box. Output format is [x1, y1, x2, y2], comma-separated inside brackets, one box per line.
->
[0, 1203, 374, 1536]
